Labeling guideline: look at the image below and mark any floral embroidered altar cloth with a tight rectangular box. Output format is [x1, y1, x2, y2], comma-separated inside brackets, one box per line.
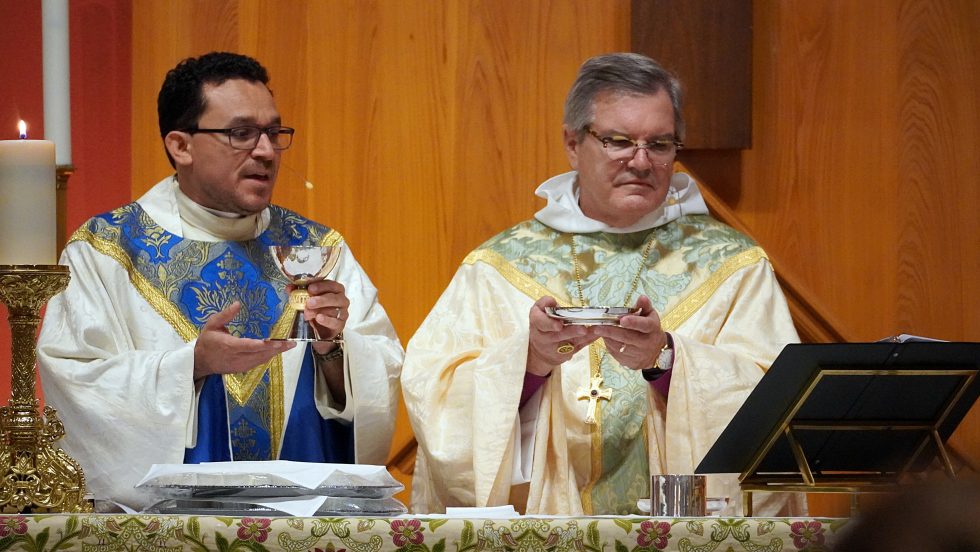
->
[0, 514, 846, 552]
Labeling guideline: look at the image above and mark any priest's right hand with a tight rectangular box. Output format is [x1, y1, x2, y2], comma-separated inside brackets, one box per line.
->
[193, 301, 296, 381]
[527, 296, 593, 377]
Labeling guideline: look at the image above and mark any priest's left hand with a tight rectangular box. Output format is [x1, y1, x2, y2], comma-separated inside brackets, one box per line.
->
[194, 301, 296, 381]
[591, 295, 668, 370]
[290, 279, 350, 354]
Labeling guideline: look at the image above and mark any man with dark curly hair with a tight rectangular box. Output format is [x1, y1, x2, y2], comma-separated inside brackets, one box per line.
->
[38, 52, 403, 510]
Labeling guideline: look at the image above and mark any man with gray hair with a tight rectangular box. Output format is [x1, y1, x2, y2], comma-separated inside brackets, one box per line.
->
[402, 52, 802, 515]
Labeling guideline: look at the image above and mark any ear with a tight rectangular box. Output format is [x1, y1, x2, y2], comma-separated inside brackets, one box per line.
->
[562, 125, 580, 171]
[164, 130, 193, 167]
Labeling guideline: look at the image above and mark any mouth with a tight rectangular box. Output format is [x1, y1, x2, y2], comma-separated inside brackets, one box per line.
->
[615, 179, 653, 189]
[242, 171, 271, 182]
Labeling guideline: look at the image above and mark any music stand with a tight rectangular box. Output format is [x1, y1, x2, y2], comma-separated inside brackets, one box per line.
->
[695, 341, 980, 515]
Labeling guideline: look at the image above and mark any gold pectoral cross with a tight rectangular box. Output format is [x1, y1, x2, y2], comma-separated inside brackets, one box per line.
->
[577, 373, 612, 425]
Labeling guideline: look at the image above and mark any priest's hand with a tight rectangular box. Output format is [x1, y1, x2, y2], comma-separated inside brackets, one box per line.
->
[591, 295, 668, 370]
[527, 296, 595, 377]
[297, 279, 350, 355]
[295, 280, 348, 403]
[194, 301, 296, 381]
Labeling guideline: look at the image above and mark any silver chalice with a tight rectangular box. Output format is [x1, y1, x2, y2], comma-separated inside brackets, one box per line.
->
[269, 245, 342, 342]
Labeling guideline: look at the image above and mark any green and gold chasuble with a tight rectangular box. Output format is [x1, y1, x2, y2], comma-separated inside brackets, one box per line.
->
[463, 215, 764, 513]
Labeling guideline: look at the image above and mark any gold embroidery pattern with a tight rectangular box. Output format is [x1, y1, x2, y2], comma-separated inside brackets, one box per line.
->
[463, 249, 571, 304]
[660, 247, 768, 331]
[75, 226, 284, 405]
[73, 228, 197, 341]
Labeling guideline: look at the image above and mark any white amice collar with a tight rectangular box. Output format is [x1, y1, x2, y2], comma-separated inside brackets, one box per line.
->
[533, 171, 709, 234]
[137, 176, 270, 241]
[174, 184, 261, 241]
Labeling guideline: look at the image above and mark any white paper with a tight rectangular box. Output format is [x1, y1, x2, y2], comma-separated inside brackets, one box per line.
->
[136, 460, 391, 489]
[443, 505, 519, 519]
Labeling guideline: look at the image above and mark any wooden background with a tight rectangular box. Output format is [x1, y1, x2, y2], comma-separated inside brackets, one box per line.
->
[1, 0, 976, 516]
[718, 0, 980, 512]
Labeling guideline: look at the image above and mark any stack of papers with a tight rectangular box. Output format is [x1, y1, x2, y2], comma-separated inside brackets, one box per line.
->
[136, 461, 406, 517]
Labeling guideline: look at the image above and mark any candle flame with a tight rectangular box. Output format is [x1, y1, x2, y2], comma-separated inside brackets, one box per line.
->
[18, 120, 27, 139]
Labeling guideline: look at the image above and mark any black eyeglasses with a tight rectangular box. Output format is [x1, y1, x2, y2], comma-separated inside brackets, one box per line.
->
[182, 125, 295, 150]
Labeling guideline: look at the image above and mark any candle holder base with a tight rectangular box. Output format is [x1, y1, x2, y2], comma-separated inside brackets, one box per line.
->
[0, 404, 91, 513]
[0, 265, 91, 513]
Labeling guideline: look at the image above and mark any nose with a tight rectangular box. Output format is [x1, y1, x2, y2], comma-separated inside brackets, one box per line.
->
[251, 131, 277, 159]
[626, 146, 654, 170]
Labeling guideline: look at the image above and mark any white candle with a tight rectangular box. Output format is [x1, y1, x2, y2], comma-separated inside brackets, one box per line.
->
[0, 122, 58, 265]
[42, 0, 72, 166]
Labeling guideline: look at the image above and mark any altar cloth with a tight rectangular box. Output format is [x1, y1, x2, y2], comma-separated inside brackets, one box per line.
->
[0, 513, 846, 551]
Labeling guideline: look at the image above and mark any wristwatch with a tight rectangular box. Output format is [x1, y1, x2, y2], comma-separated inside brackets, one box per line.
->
[313, 345, 345, 364]
[641, 333, 673, 381]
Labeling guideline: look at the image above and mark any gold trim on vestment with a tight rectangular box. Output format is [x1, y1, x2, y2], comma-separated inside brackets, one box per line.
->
[223, 354, 287, 457]
[578, 339, 607, 515]
[224, 366, 266, 405]
[321, 230, 343, 248]
[73, 228, 199, 341]
[223, 304, 294, 406]
[269, 356, 284, 458]
[467, 244, 768, 329]
[660, 247, 768, 339]
[463, 249, 574, 305]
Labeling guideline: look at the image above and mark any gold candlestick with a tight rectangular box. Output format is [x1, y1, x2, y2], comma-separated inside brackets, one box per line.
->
[0, 264, 91, 513]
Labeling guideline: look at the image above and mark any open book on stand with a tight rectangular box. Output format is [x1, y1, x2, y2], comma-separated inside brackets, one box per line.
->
[696, 340, 980, 515]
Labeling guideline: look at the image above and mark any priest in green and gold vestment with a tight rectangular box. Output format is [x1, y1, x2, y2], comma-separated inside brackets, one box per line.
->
[401, 53, 804, 515]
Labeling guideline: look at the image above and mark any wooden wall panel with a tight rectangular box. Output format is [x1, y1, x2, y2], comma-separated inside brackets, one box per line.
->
[683, 0, 980, 514]
[632, 0, 753, 149]
[644, 0, 979, 515]
[891, 0, 980, 482]
[739, 1, 904, 341]
[734, 0, 979, 344]
[131, 0, 629, 503]
[895, 0, 980, 340]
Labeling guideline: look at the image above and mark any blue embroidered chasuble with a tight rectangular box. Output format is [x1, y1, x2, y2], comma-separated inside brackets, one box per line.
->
[77, 202, 354, 464]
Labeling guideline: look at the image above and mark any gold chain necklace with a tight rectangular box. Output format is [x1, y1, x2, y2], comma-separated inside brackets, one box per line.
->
[569, 233, 655, 425]
[570, 233, 654, 362]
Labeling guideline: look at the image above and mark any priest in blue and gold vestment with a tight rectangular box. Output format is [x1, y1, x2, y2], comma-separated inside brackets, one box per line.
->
[37, 52, 403, 509]
[402, 53, 803, 516]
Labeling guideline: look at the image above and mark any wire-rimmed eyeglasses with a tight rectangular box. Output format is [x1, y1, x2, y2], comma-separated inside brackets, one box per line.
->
[586, 127, 682, 163]
[182, 125, 295, 150]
